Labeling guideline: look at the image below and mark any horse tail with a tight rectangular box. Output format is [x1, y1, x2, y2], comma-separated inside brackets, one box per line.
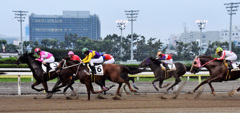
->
[122, 65, 144, 74]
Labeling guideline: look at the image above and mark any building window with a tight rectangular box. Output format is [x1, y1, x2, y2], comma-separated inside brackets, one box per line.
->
[225, 33, 227, 36]
[222, 33, 224, 36]
[190, 35, 193, 38]
[233, 33, 235, 36]
[236, 33, 238, 35]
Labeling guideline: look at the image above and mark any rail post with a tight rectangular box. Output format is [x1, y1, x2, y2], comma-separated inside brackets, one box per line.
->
[18, 75, 21, 95]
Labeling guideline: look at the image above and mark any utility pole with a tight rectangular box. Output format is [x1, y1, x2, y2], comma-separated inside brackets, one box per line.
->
[116, 20, 128, 58]
[224, 2, 240, 51]
[195, 20, 208, 55]
[13, 10, 28, 54]
[125, 10, 139, 61]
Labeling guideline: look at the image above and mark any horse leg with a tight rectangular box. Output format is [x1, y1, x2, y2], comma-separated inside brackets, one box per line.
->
[116, 83, 123, 96]
[123, 83, 129, 94]
[95, 77, 108, 91]
[159, 79, 170, 89]
[131, 77, 139, 90]
[166, 77, 181, 92]
[51, 78, 62, 92]
[31, 81, 44, 92]
[63, 78, 75, 95]
[193, 77, 214, 93]
[229, 86, 240, 96]
[125, 81, 137, 92]
[207, 76, 222, 96]
[41, 82, 53, 99]
[152, 78, 160, 91]
[85, 83, 91, 101]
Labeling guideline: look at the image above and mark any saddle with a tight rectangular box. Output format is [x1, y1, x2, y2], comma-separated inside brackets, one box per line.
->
[87, 63, 104, 76]
[160, 63, 176, 72]
[42, 62, 59, 73]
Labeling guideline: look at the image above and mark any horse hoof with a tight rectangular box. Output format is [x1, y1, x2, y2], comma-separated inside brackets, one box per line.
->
[187, 91, 194, 94]
[45, 94, 52, 99]
[211, 92, 216, 96]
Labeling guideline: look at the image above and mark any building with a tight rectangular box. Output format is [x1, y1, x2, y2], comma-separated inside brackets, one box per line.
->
[219, 26, 240, 47]
[29, 11, 101, 43]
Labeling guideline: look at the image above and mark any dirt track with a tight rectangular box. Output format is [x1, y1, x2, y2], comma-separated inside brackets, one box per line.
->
[1, 92, 240, 113]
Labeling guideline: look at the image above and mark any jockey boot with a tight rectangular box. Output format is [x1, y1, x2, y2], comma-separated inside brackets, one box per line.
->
[227, 60, 233, 70]
[90, 66, 96, 82]
[163, 63, 170, 70]
[44, 63, 52, 74]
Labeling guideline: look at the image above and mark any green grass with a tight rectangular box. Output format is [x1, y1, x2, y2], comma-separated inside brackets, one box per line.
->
[0, 74, 209, 82]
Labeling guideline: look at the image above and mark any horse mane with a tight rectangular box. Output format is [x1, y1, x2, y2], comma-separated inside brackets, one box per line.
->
[28, 53, 36, 59]
[148, 57, 162, 66]
[199, 55, 214, 59]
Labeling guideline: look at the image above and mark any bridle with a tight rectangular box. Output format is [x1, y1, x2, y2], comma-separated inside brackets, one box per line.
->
[57, 59, 82, 75]
[190, 56, 216, 73]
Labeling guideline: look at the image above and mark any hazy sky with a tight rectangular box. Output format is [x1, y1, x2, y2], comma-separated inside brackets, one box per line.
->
[1, 0, 240, 43]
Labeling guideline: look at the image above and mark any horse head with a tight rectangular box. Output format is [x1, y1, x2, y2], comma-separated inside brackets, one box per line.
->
[190, 56, 201, 74]
[16, 51, 29, 65]
[190, 55, 215, 74]
[139, 57, 162, 68]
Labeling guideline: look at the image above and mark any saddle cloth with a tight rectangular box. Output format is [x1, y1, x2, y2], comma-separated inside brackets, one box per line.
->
[88, 64, 104, 75]
[42, 62, 59, 72]
[160, 63, 176, 71]
[232, 62, 240, 71]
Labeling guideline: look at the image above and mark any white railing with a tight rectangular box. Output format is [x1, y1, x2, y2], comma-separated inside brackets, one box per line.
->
[0, 68, 209, 95]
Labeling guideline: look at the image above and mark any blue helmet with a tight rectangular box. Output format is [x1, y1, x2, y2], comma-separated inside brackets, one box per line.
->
[99, 52, 104, 56]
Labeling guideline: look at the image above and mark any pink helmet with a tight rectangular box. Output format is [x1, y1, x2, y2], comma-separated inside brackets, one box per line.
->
[68, 51, 74, 55]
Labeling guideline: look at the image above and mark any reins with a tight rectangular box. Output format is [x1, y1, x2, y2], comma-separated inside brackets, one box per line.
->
[60, 59, 83, 75]
[200, 59, 216, 67]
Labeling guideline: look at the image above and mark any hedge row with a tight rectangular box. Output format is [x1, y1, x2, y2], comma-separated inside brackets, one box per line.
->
[0, 64, 28, 68]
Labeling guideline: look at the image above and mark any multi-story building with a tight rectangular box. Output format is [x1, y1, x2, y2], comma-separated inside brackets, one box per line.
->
[29, 11, 101, 43]
[219, 25, 240, 46]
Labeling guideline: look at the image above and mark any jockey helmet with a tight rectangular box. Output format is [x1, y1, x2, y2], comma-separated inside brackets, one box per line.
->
[215, 47, 223, 54]
[157, 51, 162, 56]
[34, 48, 41, 53]
[99, 52, 104, 56]
[82, 48, 89, 54]
[68, 51, 74, 55]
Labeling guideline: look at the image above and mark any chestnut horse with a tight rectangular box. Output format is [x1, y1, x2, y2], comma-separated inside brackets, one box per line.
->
[139, 57, 187, 92]
[190, 55, 240, 96]
[59, 57, 143, 100]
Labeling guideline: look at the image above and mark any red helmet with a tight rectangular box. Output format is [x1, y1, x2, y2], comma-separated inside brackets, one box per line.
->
[34, 48, 41, 53]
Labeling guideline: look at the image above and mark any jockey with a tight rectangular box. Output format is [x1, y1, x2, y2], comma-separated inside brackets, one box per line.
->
[34, 48, 55, 74]
[156, 51, 173, 70]
[68, 51, 81, 62]
[215, 47, 237, 70]
[81, 48, 103, 75]
[99, 52, 115, 64]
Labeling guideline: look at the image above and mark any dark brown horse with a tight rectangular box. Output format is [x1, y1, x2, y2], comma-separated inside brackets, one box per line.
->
[139, 57, 187, 92]
[15, 52, 59, 96]
[60, 57, 144, 99]
[15, 52, 76, 98]
[190, 55, 240, 96]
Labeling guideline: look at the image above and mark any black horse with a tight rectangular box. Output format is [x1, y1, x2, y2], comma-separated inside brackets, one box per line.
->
[15, 52, 74, 98]
[139, 57, 187, 92]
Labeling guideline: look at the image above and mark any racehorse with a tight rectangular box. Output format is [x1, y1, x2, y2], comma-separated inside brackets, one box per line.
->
[15, 52, 74, 98]
[56, 57, 115, 100]
[60, 57, 144, 100]
[190, 55, 240, 96]
[139, 57, 187, 92]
